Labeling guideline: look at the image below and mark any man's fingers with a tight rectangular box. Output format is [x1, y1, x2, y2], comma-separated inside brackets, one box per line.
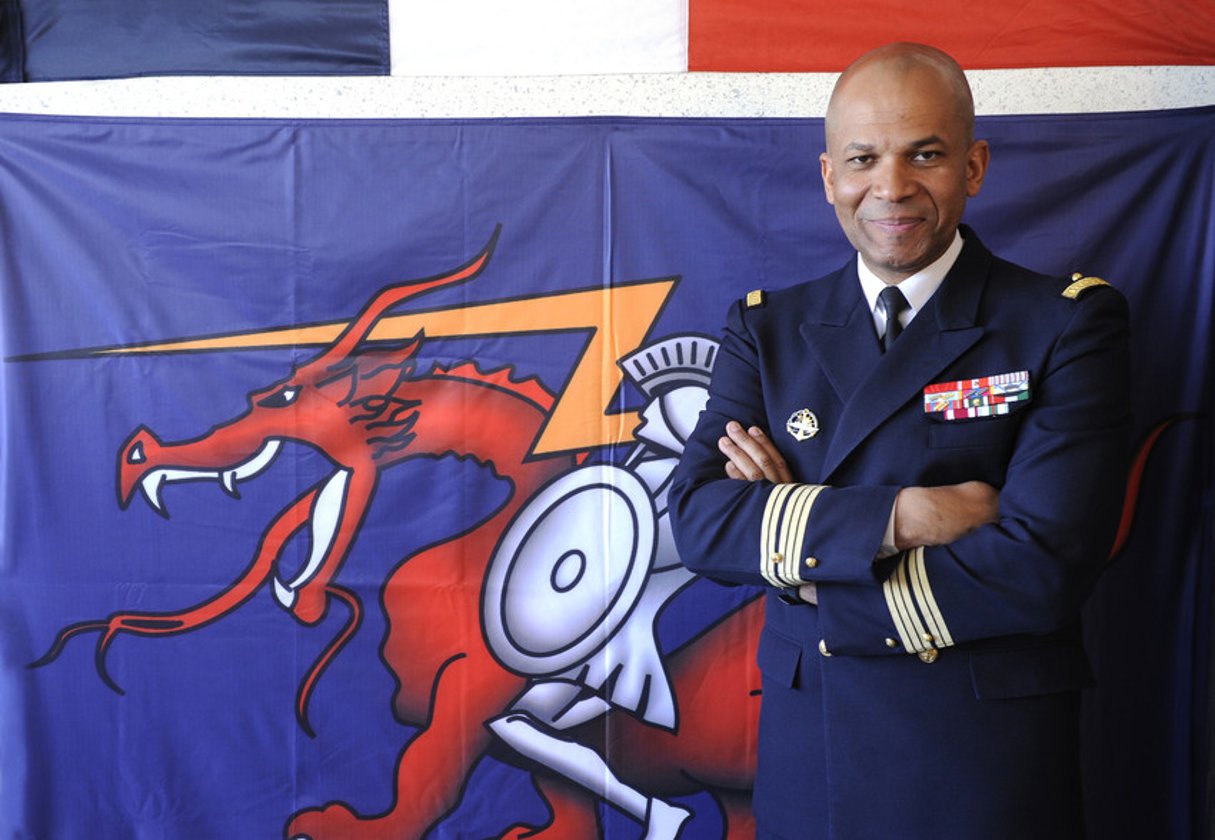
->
[720, 433, 764, 481]
[723, 421, 791, 483]
[746, 426, 794, 483]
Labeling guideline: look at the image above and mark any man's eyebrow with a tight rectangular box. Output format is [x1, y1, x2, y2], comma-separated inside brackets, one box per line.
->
[841, 136, 947, 154]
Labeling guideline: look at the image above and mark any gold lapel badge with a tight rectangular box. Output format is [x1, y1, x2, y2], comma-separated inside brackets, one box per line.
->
[786, 408, 820, 441]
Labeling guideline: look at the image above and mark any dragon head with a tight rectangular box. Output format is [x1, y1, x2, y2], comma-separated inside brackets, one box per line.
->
[115, 230, 498, 623]
[117, 337, 425, 512]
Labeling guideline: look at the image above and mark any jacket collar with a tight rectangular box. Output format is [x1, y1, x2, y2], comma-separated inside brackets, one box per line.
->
[799, 227, 990, 479]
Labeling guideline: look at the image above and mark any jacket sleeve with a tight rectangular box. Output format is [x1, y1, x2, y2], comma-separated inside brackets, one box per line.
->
[669, 299, 899, 592]
[816, 286, 1132, 657]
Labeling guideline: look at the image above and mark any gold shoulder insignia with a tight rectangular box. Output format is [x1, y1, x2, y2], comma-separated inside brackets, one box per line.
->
[1062, 273, 1110, 300]
[745, 289, 766, 309]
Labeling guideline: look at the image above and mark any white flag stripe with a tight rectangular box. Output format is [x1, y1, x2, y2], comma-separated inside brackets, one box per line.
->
[389, 0, 686, 76]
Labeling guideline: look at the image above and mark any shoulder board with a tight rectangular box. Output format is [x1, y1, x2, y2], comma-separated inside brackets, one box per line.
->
[745, 289, 766, 309]
[1062, 273, 1111, 300]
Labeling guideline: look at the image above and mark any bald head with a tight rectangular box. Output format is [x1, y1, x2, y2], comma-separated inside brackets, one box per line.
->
[817, 41, 989, 283]
[826, 43, 976, 145]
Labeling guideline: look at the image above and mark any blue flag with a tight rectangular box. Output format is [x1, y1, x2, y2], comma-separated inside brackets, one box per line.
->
[1, 0, 388, 81]
[1, 108, 1211, 839]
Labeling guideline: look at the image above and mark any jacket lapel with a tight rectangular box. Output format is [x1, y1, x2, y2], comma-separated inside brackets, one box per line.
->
[797, 260, 883, 404]
[809, 234, 993, 481]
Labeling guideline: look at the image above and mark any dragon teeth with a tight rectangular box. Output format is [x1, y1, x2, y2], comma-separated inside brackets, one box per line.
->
[273, 469, 350, 609]
[140, 472, 168, 516]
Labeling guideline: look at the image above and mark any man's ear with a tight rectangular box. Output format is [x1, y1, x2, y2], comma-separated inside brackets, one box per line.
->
[820, 152, 836, 205]
[965, 140, 990, 198]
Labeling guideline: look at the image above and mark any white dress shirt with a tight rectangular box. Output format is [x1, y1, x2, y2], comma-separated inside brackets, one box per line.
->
[855, 230, 965, 557]
[856, 229, 964, 340]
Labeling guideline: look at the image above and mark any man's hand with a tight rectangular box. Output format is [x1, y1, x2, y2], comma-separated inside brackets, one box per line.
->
[719, 421, 793, 483]
[893, 481, 999, 550]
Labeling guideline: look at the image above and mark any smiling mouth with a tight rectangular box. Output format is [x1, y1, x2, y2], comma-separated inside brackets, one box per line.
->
[867, 217, 924, 234]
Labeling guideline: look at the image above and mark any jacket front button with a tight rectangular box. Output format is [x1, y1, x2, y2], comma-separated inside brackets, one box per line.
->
[818, 639, 832, 657]
[884, 637, 898, 648]
[918, 649, 939, 664]
[805, 556, 818, 568]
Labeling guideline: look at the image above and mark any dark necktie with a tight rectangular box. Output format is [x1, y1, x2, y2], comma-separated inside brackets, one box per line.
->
[878, 286, 909, 352]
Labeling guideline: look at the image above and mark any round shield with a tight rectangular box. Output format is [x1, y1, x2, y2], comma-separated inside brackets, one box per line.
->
[482, 464, 657, 676]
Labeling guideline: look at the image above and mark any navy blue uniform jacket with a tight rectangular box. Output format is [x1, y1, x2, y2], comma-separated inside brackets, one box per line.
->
[669, 230, 1130, 839]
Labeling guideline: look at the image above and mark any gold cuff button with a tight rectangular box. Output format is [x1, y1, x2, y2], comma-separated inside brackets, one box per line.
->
[921, 632, 934, 644]
[884, 638, 898, 648]
[918, 649, 939, 664]
[770, 552, 784, 564]
[818, 639, 832, 657]
[805, 556, 818, 568]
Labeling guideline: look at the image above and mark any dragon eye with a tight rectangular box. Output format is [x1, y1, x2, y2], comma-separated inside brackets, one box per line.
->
[257, 386, 300, 408]
[126, 442, 146, 464]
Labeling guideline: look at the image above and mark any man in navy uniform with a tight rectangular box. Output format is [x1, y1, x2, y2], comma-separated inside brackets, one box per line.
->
[669, 43, 1130, 839]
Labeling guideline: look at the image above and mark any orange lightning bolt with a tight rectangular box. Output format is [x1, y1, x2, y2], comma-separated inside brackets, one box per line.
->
[21, 277, 677, 455]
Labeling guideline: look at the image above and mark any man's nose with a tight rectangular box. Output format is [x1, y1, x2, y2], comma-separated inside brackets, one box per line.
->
[872, 159, 917, 202]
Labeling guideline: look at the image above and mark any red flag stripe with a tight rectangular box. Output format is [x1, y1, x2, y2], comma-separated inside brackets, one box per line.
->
[690, 0, 1215, 71]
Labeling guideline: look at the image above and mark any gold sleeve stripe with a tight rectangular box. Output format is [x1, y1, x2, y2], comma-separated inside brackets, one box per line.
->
[882, 549, 936, 653]
[882, 566, 916, 653]
[780, 484, 825, 586]
[895, 557, 933, 651]
[883, 559, 919, 652]
[776, 486, 807, 586]
[760, 484, 796, 588]
[908, 547, 953, 647]
[760, 483, 827, 588]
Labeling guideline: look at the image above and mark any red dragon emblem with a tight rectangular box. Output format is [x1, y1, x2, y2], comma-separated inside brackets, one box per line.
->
[34, 231, 765, 839]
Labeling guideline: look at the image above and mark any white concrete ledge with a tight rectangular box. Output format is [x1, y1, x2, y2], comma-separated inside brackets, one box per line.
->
[0, 67, 1210, 120]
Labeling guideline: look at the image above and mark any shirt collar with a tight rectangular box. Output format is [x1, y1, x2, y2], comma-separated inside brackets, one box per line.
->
[856, 229, 964, 320]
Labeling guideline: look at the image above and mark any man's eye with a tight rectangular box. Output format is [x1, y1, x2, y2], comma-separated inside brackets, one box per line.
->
[847, 155, 873, 166]
[912, 150, 942, 162]
[257, 386, 300, 408]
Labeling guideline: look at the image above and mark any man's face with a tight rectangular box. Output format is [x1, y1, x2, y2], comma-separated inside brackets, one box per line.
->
[820, 63, 989, 284]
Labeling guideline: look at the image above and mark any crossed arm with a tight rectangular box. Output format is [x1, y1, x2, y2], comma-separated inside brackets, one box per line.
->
[717, 420, 999, 603]
[670, 283, 1129, 657]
